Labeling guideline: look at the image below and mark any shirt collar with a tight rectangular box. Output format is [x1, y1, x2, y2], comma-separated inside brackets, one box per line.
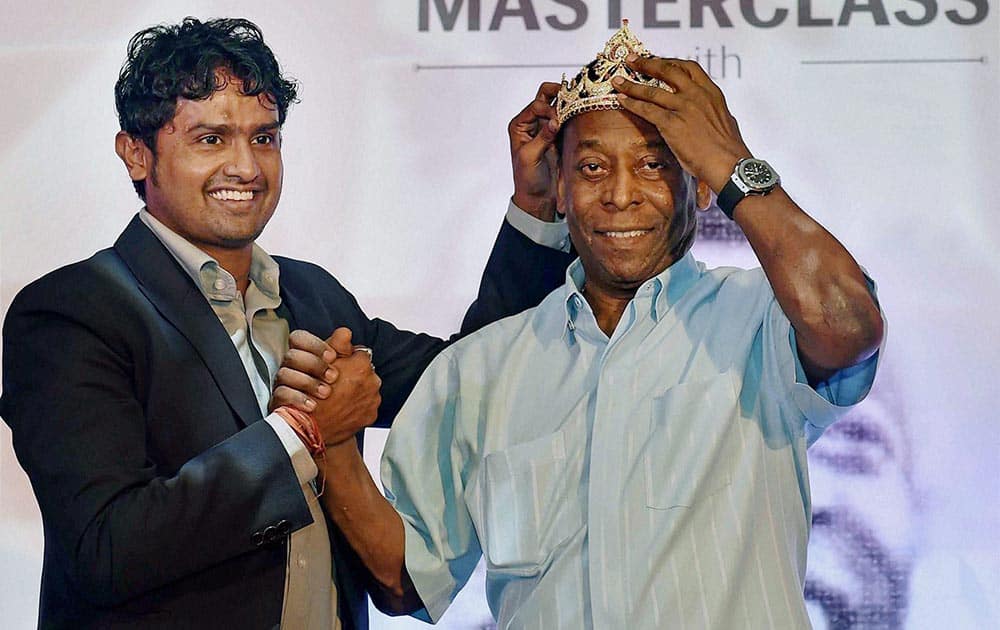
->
[139, 209, 281, 304]
[561, 251, 701, 341]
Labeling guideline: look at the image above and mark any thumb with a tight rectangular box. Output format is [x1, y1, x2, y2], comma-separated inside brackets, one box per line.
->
[327, 327, 354, 357]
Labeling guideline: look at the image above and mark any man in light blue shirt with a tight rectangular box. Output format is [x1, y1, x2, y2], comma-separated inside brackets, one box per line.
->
[286, 24, 885, 628]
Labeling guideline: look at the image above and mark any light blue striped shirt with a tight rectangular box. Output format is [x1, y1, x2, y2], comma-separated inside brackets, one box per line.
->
[381, 252, 883, 629]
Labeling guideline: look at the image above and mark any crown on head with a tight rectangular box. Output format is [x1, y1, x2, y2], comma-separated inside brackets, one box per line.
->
[555, 20, 669, 125]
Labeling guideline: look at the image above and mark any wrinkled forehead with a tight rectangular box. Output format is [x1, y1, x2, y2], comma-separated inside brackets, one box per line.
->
[561, 110, 666, 152]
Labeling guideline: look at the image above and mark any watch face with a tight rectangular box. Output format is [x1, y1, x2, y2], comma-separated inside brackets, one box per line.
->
[738, 159, 779, 192]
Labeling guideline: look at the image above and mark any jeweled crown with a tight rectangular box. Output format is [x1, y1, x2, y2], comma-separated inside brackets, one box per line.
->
[555, 20, 668, 125]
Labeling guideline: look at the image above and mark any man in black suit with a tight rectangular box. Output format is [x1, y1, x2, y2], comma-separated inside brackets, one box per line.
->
[0, 17, 571, 629]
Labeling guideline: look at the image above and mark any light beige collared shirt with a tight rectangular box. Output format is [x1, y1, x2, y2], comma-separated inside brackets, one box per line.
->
[140, 210, 340, 630]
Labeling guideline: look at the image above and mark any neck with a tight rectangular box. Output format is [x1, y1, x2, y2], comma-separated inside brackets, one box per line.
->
[203, 244, 254, 295]
[582, 283, 636, 337]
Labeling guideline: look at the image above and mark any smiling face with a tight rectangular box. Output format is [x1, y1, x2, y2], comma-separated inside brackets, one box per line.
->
[117, 73, 283, 259]
[557, 110, 706, 296]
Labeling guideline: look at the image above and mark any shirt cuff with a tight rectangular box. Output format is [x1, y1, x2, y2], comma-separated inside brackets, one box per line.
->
[505, 199, 571, 252]
[264, 412, 319, 486]
[398, 517, 455, 624]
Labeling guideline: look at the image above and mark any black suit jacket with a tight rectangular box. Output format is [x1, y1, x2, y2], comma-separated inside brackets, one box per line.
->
[0, 215, 573, 629]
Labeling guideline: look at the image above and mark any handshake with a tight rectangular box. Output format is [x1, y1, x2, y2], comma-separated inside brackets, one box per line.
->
[269, 328, 382, 450]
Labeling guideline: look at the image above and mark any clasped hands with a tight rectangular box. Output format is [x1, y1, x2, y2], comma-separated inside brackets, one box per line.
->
[270, 327, 382, 451]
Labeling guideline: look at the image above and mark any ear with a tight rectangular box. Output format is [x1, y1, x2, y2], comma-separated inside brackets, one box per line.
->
[556, 169, 568, 217]
[695, 179, 712, 212]
[115, 131, 153, 182]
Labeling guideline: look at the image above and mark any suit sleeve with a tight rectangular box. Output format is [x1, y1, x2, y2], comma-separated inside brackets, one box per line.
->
[460, 218, 576, 335]
[352, 218, 575, 429]
[0, 291, 312, 607]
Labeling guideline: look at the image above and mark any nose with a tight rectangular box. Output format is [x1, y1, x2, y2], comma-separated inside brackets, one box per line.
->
[223, 139, 261, 181]
[603, 167, 642, 212]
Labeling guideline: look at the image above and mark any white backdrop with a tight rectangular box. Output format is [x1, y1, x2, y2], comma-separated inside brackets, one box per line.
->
[1, 2, 998, 628]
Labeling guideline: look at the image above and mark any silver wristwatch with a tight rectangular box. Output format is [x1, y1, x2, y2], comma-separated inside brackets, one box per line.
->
[717, 157, 780, 219]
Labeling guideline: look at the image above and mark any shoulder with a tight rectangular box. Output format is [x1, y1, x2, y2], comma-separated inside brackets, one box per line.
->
[441, 287, 565, 369]
[9, 248, 133, 314]
[272, 255, 331, 277]
[272, 255, 351, 296]
[693, 264, 773, 309]
[702, 263, 767, 291]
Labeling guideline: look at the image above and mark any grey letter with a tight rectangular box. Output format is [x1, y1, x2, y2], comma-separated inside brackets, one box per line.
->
[645, 0, 681, 28]
[740, 0, 789, 27]
[945, 0, 989, 25]
[837, 0, 891, 25]
[692, 0, 734, 28]
[419, 0, 482, 31]
[547, 0, 588, 30]
[799, 0, 834, 26]
[895, 0, 938, 25]
[490, 0, 542, 30]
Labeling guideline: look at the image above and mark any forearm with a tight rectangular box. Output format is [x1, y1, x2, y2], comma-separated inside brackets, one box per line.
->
[733, 187, 884, 375]
[610, 55, 884, 375]
[320, 441, 422, 613]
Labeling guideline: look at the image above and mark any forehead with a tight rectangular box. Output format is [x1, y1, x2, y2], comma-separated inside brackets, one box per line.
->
[562, 109, 666, 153]
[170, 78, 279, 129]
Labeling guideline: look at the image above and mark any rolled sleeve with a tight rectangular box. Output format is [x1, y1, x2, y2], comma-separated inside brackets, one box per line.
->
[762, 272, 887, 441]
[505, 200, 571, 252]
[380, 352, 482, 622]
[397, 518, 456, 623]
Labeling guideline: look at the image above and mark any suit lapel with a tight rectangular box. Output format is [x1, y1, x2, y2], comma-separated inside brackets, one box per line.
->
[114, 215, 263, 428]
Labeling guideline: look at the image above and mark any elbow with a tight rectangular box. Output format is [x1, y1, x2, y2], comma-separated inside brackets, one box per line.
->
[370, 591, 423, 617]
[70, 516, 145, 607]
[838, 290, 884, 365]
[808, 294, 885, 370]
[367, 566, 424, 616]
[368, 582, 423, 616]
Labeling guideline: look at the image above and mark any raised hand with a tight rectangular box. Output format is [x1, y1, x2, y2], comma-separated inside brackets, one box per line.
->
[271, 327, 382, 447]
[613, 56, 751, 193]
[509, 81, 562, 221]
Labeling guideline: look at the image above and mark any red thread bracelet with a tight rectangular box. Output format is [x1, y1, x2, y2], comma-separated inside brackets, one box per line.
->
[274, 406, 327, 497]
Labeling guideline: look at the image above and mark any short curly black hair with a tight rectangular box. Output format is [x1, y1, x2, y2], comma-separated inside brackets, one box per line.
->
[115, 17, 298, 199]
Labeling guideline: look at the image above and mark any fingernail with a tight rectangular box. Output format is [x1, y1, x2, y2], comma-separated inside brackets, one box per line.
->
[304, 398, 317, 411]
[612, 77, 624, 87]
[317, 384, 331, 398]
[324, 368, 338, 383]
[547, 118, 558, 131]
[626, 53, 638, 63]
[323, 350, 336, 363]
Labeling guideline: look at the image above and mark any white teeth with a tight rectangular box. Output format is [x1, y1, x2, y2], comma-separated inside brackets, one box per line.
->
[605, 230, 647, 238]
[209, 190, 254, 201]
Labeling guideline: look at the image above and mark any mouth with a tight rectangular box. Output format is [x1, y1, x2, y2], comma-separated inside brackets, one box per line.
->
[207, 188, 260, 202]
[596, 229, 654, 239]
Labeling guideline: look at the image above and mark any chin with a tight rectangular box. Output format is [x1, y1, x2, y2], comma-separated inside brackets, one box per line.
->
[603, 262, 671, 287]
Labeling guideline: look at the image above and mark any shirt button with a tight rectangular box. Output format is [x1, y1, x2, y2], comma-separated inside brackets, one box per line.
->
[297, 556, 307, 568]
[213, 278, 227, 291]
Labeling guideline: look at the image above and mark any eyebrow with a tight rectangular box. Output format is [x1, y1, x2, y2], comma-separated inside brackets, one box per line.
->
[186, 121, 281, 135]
